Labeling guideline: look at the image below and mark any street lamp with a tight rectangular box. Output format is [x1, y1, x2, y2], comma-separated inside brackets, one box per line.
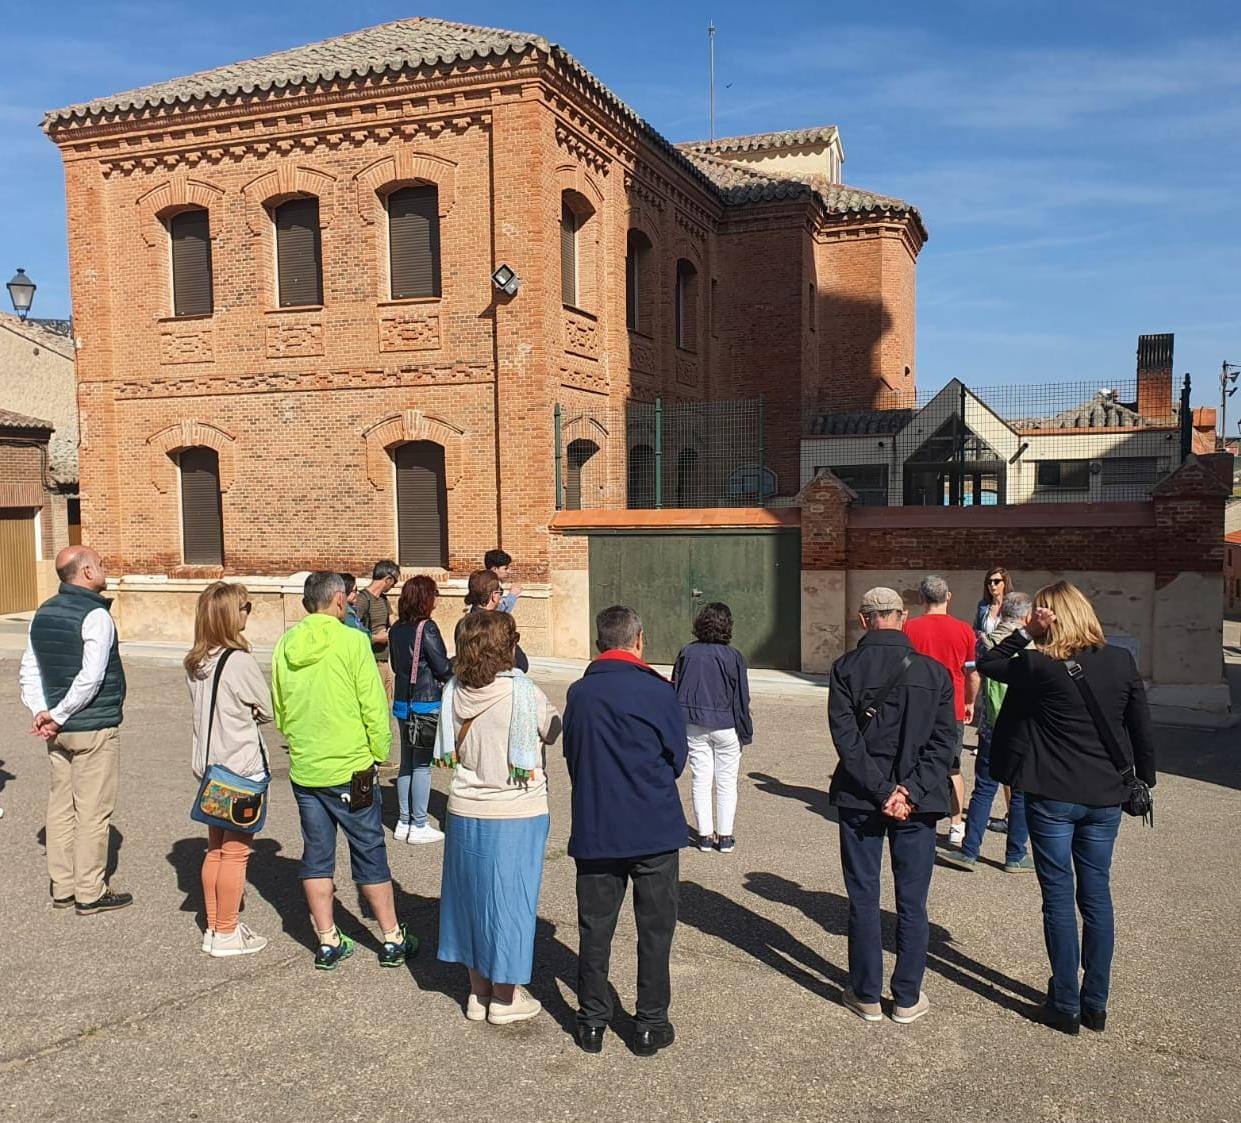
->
[6, 268, 36, 320]
[1223, 361, 1241, 450]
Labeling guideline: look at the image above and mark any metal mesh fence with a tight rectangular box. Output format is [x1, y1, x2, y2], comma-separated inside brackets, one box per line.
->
[554, 397, 770, 510]
[804, 377, 1189, 506]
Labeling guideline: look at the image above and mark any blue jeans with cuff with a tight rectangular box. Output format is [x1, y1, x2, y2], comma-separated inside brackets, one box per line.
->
[1025, 797, 1122, 1016]
[292, 780, 392, 885]
[838, 809, 938, 1008]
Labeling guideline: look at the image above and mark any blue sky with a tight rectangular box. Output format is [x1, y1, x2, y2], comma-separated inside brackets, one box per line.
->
[2, 0, 1238, 416]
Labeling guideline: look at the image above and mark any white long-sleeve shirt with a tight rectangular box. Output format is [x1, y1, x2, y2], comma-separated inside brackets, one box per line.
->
[20, 608, 117, 726]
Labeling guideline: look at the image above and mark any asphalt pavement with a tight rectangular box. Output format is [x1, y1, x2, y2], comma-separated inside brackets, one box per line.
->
[0, 656, 1237, 1122]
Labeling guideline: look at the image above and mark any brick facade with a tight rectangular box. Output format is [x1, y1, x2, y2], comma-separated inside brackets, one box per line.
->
[46, 22, 922, 580]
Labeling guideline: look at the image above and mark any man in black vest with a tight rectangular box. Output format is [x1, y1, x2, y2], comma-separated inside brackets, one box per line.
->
[827, 587, 955, 1024]
[20, 545, 130, 915]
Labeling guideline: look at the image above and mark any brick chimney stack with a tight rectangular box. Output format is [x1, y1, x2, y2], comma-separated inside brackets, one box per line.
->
[1136, 332, 1174, 421]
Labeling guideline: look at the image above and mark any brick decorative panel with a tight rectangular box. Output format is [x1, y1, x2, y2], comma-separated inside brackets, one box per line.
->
[158, 323, 213, 365]
[265, 319, 324, 359]
[563, 309, 600, 362]
[379, 312, 442, 353]
[629, 336, 655, 379]
[560, 364, 608, 395]
[676, 353, 698, 387]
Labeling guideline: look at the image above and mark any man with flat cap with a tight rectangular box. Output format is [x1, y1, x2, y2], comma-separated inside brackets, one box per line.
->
[827, 587, 956, 1024]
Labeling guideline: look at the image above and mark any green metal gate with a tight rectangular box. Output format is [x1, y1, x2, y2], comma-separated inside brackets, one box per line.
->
[586, 528, 800, 670]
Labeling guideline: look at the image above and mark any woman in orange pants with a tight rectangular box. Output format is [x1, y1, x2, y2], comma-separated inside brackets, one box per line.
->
[186, 582, 273, 956]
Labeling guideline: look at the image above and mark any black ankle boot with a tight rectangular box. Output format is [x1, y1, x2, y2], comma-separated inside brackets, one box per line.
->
[1038, 1004, 1081, 1036]
[1081, 1008, 1107, 1033]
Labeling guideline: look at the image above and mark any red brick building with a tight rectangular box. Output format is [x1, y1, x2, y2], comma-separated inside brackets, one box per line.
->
[44, 17, 924, 582]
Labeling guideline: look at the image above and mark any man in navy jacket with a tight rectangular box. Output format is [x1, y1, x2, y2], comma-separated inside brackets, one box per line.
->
[563, 605, 688, 1057]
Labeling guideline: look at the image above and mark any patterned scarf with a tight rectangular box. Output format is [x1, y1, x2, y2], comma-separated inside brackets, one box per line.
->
[433, 670, 542, 782]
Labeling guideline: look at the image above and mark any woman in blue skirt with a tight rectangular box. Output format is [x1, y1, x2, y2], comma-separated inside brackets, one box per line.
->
[435, 610, 561, 1025]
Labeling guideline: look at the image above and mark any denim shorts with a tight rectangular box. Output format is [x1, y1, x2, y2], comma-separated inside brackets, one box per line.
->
[291, 782, 392, 885]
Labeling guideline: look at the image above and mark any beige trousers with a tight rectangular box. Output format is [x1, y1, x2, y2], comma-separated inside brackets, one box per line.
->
[46, 727, 120, 903]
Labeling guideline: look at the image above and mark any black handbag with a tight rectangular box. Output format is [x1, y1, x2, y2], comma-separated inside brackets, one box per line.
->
[1064, 658, 1154, 827]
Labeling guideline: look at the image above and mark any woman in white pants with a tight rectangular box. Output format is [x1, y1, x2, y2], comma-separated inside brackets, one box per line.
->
[672, 603, 753, 853]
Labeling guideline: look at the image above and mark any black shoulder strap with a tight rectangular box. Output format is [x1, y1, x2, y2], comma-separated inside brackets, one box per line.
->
[857, 653, 914, 731]
[204, 648, 235, 767]
[1065, 658, 1135, 781]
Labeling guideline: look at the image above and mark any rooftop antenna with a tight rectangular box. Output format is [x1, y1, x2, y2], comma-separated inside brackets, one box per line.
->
[708, 21, 716, 141]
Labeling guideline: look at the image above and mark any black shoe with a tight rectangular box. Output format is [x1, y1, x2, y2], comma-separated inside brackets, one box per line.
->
[52, 895, 75, 910]
[715, 835, 736, 854]
[1037, 1004, 1080, 1036]
[633, 1023, 675, 1057]
[75, 890, 133, 916]
[1081, 1008, 1107, 1033]
[575, 1024, 605, 1054]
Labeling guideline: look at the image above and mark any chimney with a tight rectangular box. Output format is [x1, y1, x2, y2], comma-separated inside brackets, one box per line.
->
[1136, 333, 1173, 421]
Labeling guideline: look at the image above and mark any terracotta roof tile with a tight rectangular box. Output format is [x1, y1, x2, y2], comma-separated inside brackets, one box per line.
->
[0, 407, 54, 432]
[678, 126, 839, 155]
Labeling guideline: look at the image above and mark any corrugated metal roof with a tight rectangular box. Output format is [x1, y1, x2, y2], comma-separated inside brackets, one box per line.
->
[678, 126, 839, 155]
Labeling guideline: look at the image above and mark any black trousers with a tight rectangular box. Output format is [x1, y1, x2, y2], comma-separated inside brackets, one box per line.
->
[574, 850, 679, 1029]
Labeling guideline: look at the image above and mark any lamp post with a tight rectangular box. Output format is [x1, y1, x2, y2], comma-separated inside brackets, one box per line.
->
[1223, 361, 1241, 451]
[6, 268, 36, 320]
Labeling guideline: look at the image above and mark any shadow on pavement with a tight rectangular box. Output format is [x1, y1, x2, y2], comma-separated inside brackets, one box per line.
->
[36, 824, 124, 882]
[1148, 733, 1241, 791]
[748, 771, 839, 823]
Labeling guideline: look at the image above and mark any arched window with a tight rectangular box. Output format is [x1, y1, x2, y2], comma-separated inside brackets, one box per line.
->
[627, 444, 655, 508]
[273, 196, 323, 307]
[168, 208, 213, 317]
[179, 446, 223, 565]
[676, 447, 700, 507]
[565, 438, 599, 511]
[395, 441, 448, 568]
[675, 259, 698, 352]
[626, 230, 652, 333]
[387, 185, 441, 299]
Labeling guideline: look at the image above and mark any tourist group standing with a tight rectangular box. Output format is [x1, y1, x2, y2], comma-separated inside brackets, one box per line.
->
[20, 543, 1156, 1050]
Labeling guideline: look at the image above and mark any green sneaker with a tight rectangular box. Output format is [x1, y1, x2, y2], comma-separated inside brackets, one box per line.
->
[378, 924, 420, 967]
[314, 931, 355, 971]
[1004, 856, 1037, 873]
[937, 848, 977, 871]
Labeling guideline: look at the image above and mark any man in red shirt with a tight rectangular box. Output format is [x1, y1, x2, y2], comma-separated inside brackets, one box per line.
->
[904, 575, 980, 846]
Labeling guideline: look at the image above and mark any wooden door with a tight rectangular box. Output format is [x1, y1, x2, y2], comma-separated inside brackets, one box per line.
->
[0, 510, 38, 614]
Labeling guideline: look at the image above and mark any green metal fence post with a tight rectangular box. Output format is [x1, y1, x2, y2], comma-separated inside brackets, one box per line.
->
[757, 393, 766, 507]
[654, 397, 663, 509]
[553, 403, 563, 510]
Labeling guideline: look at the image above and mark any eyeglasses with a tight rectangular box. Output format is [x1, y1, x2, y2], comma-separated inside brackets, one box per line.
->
[987, 578, 1004, 586]
[241, 602, 253, 614]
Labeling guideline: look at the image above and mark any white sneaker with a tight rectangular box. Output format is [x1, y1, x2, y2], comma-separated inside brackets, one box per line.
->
[201, 928, 214, 954]
[948, 822, 966, 846]
[406, 824, 445, 845]
[394, 822, 412, 843]
[488, 986, 542, 1025]
[466, 993, 490, 1022]
[209, 923, 268, 957]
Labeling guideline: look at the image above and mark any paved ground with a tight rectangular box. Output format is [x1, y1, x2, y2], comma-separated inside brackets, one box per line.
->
[0, 656, 1238, 1122]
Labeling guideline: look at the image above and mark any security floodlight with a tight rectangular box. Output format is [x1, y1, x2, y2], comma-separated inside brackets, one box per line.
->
[7, 268, 36, 320]
[491, 264, 519, 297]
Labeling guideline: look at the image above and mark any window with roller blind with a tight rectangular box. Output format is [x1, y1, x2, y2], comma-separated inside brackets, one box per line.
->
[168, 208, 213, 317]
[387, 185, 441, 299]
[179, 447, 224, 566]
[395, 441, 449, 568]
[560, 198, 580, 307]
[273, 196, 323, 308]
[675, 259, 698, 352]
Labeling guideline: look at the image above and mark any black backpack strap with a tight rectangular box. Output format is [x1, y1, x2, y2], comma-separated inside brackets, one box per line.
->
[204, 648, 235, 768]
[857, 653, 914, 731]
[1065, 658, 1135, 781]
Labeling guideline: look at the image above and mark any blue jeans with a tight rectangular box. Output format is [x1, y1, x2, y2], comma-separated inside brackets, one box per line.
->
[1025, 797, 1122, 1016]
[291, 781, 391, 885]
[838, 810, 937, 1007]
[962, 726, 1028, 863]
[397, 720, 435, 828]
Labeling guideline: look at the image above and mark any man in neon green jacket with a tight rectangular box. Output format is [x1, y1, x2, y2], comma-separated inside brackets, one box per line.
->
[272, 571, 418, 971]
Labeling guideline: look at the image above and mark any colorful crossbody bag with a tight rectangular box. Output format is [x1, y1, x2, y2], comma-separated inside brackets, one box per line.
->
[191, 649, 271, 834]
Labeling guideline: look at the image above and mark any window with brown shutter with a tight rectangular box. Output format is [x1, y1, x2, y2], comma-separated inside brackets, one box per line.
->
[626, 230, 652, 333]
[560, 199, 578, 307]
[388, 185, 441, 299]
[395, 441, 448, 568]
[169, 208, 213, 317]
[274, 196, 323, 308]
[676, 259, 698, 352]
[179, 446, 224, 566]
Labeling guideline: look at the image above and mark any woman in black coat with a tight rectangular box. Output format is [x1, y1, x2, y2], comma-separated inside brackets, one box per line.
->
[390, 576, 453, 845]
[978, 581, 1156, 1037]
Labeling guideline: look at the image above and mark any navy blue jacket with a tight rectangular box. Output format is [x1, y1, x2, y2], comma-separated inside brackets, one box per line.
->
[672, 642, 753, 745]
[827, 629, 956, 815]
[563, 655, 689, 860]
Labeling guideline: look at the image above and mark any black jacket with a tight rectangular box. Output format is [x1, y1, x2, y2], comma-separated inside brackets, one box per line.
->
[978, 628, 1157, 806]
[827, 629, 956, 815]
[390, 618, 453, 704]
[672, 642, 753, 745]
[464, 606, 529, 673]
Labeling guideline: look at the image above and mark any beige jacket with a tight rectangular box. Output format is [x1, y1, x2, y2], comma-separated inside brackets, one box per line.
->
[446, 673, 561, 820]
[188, 648, 274, 780]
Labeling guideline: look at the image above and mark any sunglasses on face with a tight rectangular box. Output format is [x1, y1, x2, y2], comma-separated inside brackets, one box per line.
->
[241, 602, 253, 614]
[988, 578, 1004, 586]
